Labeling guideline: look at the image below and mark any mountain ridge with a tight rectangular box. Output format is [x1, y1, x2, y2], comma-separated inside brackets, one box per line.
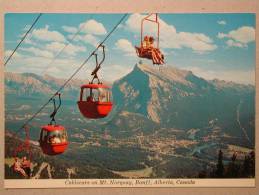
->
[5, 63, 255, 145]
[5, 64, 254, 99]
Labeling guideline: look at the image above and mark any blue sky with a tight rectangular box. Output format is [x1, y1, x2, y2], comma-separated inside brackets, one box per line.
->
[4, 13, 255, 84]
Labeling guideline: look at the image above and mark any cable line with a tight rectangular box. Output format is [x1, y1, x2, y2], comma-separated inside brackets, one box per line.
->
[4, 13, 43, 66]
[12, 13, 128, 138]
[40, 15, 93, 76]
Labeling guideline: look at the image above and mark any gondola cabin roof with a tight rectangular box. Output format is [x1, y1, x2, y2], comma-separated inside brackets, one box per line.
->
[80, 83, 111, 89]
[41, 124, 65, 132]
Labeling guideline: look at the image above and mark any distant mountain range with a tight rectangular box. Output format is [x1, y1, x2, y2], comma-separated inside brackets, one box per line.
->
[5, 63, 255, 145]
[5, 72, 82, 100]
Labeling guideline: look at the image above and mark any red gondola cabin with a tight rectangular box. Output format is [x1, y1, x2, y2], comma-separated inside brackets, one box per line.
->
[77, 83, 113, 119]
[39, 124, 68, 155]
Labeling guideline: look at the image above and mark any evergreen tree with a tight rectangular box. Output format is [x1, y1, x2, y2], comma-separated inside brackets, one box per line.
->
[198, 170, 207, 178]
[226, 152, 239, 177]
[242, 155, 250, 177]
[249, 151, 255, 177]
[242, 150, 255, 177]
[215, 149, 224, 177]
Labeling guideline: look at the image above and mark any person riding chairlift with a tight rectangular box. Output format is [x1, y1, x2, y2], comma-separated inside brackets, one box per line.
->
[21, 156, 31, 178]
[142, 35, 153, 49]
[142, 36, 148, 49]
[148, 36, 155, 48]
[142, 36, 164, 64]
[13, 157, 28, 178]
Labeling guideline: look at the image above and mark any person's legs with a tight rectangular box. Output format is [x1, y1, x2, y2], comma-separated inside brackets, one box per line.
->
[151, 50, 159, 64]
[18, 168, 27, 177]
[153, 49, 164, 64]
[157, 52, 164, 64]
[151, 51, 156, 64]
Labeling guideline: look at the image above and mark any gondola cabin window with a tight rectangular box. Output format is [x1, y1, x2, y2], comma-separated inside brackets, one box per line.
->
[40, 128, 67, 144]
[82, 87, 112, 103]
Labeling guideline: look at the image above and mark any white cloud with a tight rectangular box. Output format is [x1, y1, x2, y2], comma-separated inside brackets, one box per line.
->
[62, 25, 78, 33]
[115, 39, 136, 56]
[79, 19, 107, 35]
[217, 32, 226, 39]
[42, 57, 81, 76]
[5, 54, 84, 79]
[65, 44, 86, 56]
[217, 20, 226, 25]
[185, 66, 255, 85]
[67, 33, 100, 47]
[23, 38, 36, 46]
[4, 50, 22, 58]
[19, 30, 37, 46]
[30, 25, 66, 42]
[217, 26, 255, 48]
[177, 32, 217, 53]
[125, 13, 217, 54]
[45, 41, 86, 56]
[46, 66, 61, 74]
[124, 13, 150, 33]
[20, 47, 54, 58]
[102, 64, 134, 82]
[67, 34, 80, 41]
[226, 39, 246, 48]
[22, 24, 31, 31]
[228, 26, 255, 43]
[63, 19, 106, 47]
[45, 42, 65, 53]
[81, 34, 100, 47]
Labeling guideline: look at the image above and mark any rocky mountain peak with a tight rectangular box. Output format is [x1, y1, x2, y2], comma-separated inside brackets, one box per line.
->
[135, 63, 193, 86]
[112, 62, 254, 136]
